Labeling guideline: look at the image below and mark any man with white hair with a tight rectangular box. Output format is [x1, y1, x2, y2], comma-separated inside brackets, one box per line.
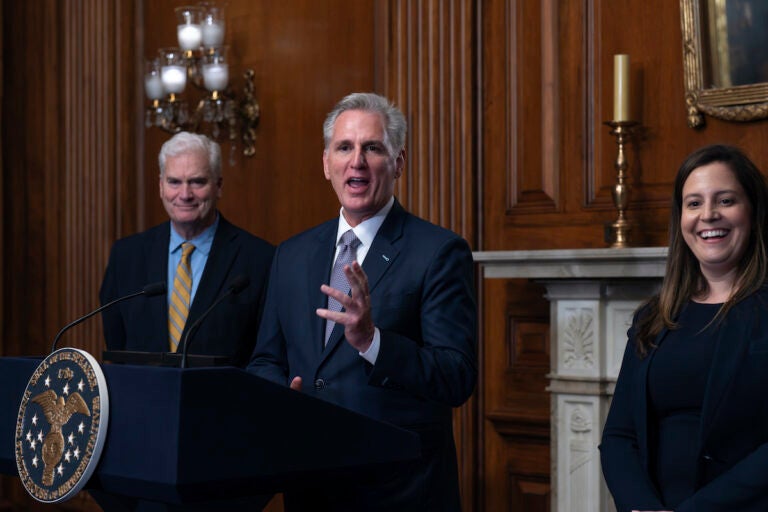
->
[100, 132, 274, 366]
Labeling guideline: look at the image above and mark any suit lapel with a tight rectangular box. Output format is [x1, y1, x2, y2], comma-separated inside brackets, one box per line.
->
[636, 327, 666, 459]
[146, 224, 171, 351]
[313, 222, 338, 357]
[186, 216, 238, 330]
[361, 201, 404, 293]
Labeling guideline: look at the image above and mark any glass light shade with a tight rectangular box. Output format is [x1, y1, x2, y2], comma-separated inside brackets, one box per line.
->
[201, 6, 225, 47]
[144, 59, 165, 100]
[202, 46, 229, 91]
[175, 6, 203, 51]
[159, 48, 187, 94]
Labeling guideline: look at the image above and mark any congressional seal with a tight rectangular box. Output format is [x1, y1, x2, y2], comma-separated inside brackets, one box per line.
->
[14, 348, 109, 503]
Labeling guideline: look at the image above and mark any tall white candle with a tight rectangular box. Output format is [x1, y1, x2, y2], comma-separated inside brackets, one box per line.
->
[613, 54, 630, 121]
[144, 74, 164, 100]
[203, 63, 229, 91]
[161, 65, 187, 94]
[202, 21, 225, 46]
[177, 24, 202, 51]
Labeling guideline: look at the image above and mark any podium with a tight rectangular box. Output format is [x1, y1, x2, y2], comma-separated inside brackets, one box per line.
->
[0, 357, 420, 506]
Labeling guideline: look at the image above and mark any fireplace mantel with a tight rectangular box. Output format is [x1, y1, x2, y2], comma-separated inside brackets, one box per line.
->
[474, 247, 668, 512]
[474, 247, 668, 279]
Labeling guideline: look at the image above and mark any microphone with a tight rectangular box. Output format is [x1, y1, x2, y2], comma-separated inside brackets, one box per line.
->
[180, 274, 250, 368]
[50, 281, 167, 353]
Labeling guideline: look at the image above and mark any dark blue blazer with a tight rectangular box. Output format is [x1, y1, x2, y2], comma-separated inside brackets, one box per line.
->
[99, 215, 274, 367]
[248, 199, 477, 511]
[600, 289, 768, 512]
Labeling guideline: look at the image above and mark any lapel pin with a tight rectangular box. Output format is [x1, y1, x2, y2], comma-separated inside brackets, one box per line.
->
[382, 254, 390, 262]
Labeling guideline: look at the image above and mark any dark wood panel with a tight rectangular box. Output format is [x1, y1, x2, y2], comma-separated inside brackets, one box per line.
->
[481, 278, 551, 512]
[1, 0, 139, 509]
[483, 0, 768, 251]
[510, 473, 551, 512]
[380, 0, 477, 245]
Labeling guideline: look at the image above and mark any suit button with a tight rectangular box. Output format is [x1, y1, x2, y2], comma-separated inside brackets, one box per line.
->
[314, 378, 326, 390]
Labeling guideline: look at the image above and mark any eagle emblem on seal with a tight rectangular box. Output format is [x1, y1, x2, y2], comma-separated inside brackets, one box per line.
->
[30, 389, 90, 486]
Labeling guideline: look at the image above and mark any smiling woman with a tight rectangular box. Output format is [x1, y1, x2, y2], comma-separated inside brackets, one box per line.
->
[679, 161, 752, 301]
[601, 144, 768, 512]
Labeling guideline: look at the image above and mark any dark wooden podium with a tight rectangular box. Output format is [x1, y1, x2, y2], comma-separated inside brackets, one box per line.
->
[0, 356, 420, 507]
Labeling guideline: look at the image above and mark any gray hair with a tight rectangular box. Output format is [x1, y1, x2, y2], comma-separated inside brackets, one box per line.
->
[322, 92, 407, 156]
[158, 132, 222, 179]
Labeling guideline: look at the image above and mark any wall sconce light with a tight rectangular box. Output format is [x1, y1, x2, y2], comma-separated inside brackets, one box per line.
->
[144, 4, 259, 162]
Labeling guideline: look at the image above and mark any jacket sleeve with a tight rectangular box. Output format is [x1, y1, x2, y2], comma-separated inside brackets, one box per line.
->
[367, 236, 477, 407]
[674, 442, 768, 511]
[246, 244, 290, 386]
[99, 244, 126, 351]
[599, 313, 665, 512]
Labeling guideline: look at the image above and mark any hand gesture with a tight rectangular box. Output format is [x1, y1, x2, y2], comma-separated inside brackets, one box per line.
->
[316, 261, 375, 352]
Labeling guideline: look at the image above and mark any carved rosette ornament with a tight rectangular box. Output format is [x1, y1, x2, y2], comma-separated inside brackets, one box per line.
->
[562, 309, 595, 370]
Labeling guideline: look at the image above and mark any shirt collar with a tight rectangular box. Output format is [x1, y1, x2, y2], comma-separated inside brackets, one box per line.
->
[169, 213, 219, 256]
[335, 196, 394, 248]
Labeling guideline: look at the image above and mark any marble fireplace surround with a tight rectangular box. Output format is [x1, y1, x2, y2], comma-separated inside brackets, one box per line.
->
[474, 247, 668, 512]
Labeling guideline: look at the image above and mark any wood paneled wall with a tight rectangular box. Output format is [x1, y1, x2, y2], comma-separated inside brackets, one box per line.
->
[5, 1, 768, 511]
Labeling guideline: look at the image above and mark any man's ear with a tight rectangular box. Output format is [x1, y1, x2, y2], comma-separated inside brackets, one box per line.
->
[322, 150, 331, 180]
[394, 149, 406, 179]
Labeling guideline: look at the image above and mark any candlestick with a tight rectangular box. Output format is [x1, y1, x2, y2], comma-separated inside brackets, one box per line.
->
[161, 65, 187, 94]
[202, 20, 225, 46]
[613, 54, 630, 121]
[178, 24, 202, 51]
[604, 120, 638, 248]
[175, 6, 203, 51]
[202, 6, 225, 46]
[203, 63, 229, 91]
[144, 74, 164, 100]
[144, 59, 164, 100]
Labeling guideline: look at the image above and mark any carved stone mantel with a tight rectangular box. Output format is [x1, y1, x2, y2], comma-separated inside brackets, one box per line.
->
[474, 247, 668, 512]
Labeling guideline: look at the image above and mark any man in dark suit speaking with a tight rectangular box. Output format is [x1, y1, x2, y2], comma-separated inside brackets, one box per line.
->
[100, 132, 274, 367]
[248, 93, 477, 511]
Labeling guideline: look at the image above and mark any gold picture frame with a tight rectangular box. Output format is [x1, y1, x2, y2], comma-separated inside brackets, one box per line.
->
[680, 0, 768, 127]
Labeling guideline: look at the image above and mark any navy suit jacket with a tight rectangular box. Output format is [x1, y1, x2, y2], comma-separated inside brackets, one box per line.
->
[248, 199, 477, 511]
[99, 215, 274, 367]
[600, 288, 768, 512]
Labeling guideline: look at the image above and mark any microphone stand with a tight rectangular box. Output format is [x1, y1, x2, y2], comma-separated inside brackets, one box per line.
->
[50, 283, 166, 353]
[179, 275, 249, 369]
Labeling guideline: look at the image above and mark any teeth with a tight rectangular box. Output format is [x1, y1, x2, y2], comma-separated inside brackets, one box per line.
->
[700, 229, 727, 239]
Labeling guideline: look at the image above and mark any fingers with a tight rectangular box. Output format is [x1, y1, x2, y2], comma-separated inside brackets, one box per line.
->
[345, 261, 370, 298]
[318, 262, 370, 310]
[315, 262, 375, 351]
[290, 376, 303, 391]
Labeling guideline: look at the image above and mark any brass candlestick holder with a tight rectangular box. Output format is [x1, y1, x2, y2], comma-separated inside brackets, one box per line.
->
[604, 120, 638, 248]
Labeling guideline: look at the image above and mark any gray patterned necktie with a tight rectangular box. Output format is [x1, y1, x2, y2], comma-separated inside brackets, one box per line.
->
[325, 229, 361, 344]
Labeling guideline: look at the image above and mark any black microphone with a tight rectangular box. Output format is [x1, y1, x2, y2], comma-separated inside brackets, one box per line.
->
[50, 282, 167, 353]
[179, 274, 250, 368]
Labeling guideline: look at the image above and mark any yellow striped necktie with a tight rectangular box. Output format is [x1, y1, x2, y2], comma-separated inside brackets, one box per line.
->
[169, 242, 195, 351]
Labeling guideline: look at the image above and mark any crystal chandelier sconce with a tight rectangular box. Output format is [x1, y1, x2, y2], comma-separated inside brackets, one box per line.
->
[144, 4, 260, 161]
